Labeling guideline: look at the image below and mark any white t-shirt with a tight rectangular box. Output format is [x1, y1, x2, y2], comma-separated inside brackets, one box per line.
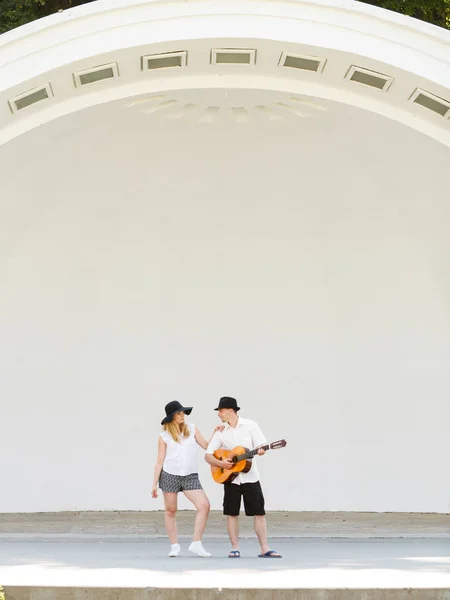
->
[160, 423, 198, 476]
[206, 417, 267, 485]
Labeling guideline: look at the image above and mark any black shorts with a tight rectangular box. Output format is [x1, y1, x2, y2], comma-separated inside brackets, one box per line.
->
[223, 481, 265, 516]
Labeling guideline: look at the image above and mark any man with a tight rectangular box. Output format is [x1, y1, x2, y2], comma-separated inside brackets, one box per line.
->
[205, 396, 282, 558]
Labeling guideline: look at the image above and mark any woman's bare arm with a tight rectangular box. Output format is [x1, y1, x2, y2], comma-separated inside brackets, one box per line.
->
[194, 427, 209, 450]
[195, 425, 224, 450]
[151, 436, 166, 497]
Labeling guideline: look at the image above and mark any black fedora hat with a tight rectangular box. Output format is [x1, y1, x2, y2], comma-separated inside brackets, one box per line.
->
[214, 396, 240, 411]
[161, 400, 193, 425]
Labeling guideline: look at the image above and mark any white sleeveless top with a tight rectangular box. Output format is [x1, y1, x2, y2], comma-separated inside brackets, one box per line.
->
[160, 423, 198, 476]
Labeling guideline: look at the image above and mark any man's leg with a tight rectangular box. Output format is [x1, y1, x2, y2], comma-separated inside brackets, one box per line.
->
[227, 515, 239, 550]
[254, 515, 270, 554]
[223, 483, 241, 555]
[243, 482, 282, 557]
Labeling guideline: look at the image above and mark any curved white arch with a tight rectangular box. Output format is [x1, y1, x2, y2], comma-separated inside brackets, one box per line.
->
[0, 0, 449, 146]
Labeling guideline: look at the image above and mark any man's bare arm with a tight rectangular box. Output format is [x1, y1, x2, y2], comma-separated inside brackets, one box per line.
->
[205, 453, 233, 469]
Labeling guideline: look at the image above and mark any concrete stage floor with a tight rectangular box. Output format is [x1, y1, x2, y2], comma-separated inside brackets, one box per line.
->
[1, 511, 450, 598]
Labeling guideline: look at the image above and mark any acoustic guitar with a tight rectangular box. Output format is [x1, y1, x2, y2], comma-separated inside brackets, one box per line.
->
[211, 439, 287, 484]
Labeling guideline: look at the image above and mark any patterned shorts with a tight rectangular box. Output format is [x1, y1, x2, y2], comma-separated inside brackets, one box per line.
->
[159, 470, 203, 493]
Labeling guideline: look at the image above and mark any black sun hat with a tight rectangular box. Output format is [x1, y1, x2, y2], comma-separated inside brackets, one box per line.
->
[161, 401, 193, 425]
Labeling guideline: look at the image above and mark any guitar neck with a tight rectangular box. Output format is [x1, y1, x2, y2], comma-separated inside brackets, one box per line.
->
[236, 444, 270, 463]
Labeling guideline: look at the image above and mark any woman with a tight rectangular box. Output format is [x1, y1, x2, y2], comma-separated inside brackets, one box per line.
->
[152, 400, 219, 557]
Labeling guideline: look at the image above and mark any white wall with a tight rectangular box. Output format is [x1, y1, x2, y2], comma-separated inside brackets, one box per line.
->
[0, 95, 450, 513]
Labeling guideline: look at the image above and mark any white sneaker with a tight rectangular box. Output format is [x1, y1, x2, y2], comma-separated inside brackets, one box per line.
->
[188, 541, 212, 557]
[169, 543, 181, 557]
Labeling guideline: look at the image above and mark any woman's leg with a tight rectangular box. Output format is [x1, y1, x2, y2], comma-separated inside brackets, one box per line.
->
[163, 492, 178, 544]
[183, 489, 210, 541]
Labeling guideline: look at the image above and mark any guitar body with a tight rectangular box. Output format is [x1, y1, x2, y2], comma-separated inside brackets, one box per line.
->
[212, 446, 252, 484]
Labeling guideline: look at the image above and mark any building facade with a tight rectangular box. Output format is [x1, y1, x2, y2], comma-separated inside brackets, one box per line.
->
[0, 0, 449, 513]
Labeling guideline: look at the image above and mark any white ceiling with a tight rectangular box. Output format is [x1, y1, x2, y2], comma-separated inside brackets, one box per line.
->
[0, 1, 449, 272]
[0, 88, 449, 267]
[1, 0, 449, 147]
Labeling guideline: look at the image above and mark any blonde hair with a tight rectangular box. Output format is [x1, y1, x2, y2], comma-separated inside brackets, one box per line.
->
[163, 420, 191, 443]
